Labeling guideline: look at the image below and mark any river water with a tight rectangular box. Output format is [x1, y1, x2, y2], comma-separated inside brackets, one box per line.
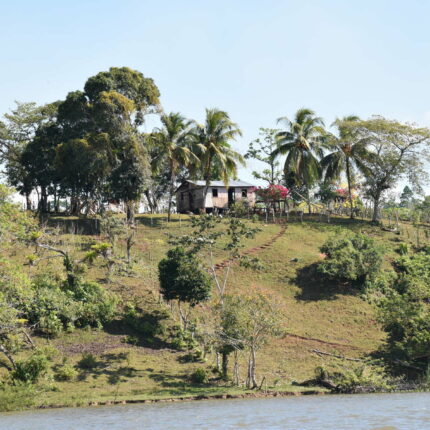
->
[1, 392, 430, 430]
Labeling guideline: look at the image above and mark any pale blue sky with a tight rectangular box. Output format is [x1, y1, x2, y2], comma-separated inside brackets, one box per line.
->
[2, 0, 430, 191]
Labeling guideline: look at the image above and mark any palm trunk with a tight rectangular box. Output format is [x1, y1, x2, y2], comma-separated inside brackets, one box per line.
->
[306, 186, 312, 214]
[346, 159, 354, 219]
[167, 170, 175, 222]
[201, 157, 212, 212]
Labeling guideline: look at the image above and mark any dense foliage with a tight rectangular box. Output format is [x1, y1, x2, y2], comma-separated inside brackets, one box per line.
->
[158, 247, 211, 305]
[318, 233, 383, 286]
[377, 247, 430, 373]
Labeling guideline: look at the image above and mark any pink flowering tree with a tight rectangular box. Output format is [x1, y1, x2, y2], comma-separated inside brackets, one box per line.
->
[252, 185, 289, 211]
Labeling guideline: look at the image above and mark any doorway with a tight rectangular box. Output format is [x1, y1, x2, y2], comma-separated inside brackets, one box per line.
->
[228, 188, 235, 206]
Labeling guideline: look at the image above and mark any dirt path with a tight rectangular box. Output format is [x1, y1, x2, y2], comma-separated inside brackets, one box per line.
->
[214, 223, 287, 271]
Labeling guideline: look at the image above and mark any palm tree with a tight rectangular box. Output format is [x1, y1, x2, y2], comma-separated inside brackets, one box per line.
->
[150, 112, 197, 221]
[321, 116, 370, 218]
[192, 108, 244, 210]
[272, 108, 326, 214]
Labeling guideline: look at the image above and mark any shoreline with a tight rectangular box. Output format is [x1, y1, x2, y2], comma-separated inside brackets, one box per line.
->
[35, 386, 430, 411]
[36, 388, 326, 410]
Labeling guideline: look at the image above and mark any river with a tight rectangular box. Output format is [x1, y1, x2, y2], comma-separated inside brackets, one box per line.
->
[1, 392, 430, 430]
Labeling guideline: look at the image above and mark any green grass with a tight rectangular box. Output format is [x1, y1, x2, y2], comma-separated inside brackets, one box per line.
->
[2, 212, 429, 410]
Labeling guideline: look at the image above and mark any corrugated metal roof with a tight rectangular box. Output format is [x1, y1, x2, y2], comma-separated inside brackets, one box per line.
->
[186, 180, 254, 187]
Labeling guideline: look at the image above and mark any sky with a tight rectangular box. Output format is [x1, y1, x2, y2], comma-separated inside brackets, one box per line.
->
[1, 0, 430, 193]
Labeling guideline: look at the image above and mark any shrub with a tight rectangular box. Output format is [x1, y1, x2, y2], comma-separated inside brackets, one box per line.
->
[0, 385, 35, 412]
[70, 281, 118, 327]
[377, 248, 430, 372]
[158, 247, 212, 305]
[77, 353, 98, 370]
[189, 368, 208, 384]
[12, 352, 50, 383]
[313, 364, 391, 393]
[318, 233, 383, 286]
[229, 201, 248, 218]
[333, 365, 391, 394]
[396, 242, 409, 255]
[55, 363, 78, 381]
[121, 335, 139, 346]
[27, 276, 118, 336]
[123, 305, 169, 338]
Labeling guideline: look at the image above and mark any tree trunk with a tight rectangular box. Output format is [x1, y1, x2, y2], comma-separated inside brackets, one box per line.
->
[233, 350, 240, 386]
[346, 159, 354, 219]
[0, 344, 16, 370]
[25, 192, 32, 211]
[126, 201, 135, 225]
[372, 192, 382, 223]
[39, 186, 48, 213]
[144, 190, 156, 213]
[221, 351, 229, 380]
[250, 346, 257, 388]
[126, 228, 135, 264]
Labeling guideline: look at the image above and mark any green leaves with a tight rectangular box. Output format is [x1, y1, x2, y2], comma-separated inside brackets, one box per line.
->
[158, 246, 211, 305]
[318, 232, 383, 286]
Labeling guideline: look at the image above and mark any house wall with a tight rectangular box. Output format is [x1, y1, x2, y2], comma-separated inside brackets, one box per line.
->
[177, 184, 255, 213]
[206, 187, 228, 209]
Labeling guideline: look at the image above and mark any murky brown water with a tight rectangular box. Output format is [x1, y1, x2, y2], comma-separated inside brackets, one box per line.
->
[1, 392, 430, 429]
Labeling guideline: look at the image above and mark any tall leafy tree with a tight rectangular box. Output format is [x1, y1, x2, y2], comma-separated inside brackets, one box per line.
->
[272, 108, 326, 213]
[150, 113, 196, 221]
[346, 117, 430, 222]
[56, 67, 160, 220]
[21, 123, 61, 213]
[321, 116, 371, 218]
[1, 102, 58, 209]
[192, 108, 244, 209]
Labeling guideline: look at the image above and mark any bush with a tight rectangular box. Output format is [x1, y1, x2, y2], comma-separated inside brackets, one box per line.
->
[313, 364, 391, 393]
[170, 330, 198, 351]
[70, 281, 118, 327]
[123, 305, 169, 338]
[77, 353, 98, 370]
[55, 363, 78, 381]
[158, 247, 212, 304]
[12, 352, 50, 383]
[229, 201, 248, 218]
[0, 385, 35, 412]
[189, 368, 208, 384]
[27, 276, 118, 336]
[333, 365, 391, 394]
[318, 233, 383, 286]
[121, 335, 139, 345]
[396, 242, 409, 255]
[377, 248, 430, 373]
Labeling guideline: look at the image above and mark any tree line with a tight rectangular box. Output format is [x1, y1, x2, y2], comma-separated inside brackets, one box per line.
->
[1, 67, 430, 224]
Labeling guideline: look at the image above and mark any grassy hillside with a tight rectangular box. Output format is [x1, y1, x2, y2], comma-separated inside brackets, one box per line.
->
[2, 213, 424, 408]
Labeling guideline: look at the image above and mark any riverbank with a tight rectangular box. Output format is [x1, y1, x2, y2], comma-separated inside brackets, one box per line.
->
[36, 387, 327, 410]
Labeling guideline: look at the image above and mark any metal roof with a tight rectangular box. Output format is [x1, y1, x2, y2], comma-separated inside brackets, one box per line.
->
[186, 180, 254, 187]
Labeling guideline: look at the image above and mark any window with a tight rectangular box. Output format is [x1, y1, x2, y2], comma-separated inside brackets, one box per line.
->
[212, 188, 218, 197]
[181, 193, 184, 201]
[241, 189, 247, 198]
